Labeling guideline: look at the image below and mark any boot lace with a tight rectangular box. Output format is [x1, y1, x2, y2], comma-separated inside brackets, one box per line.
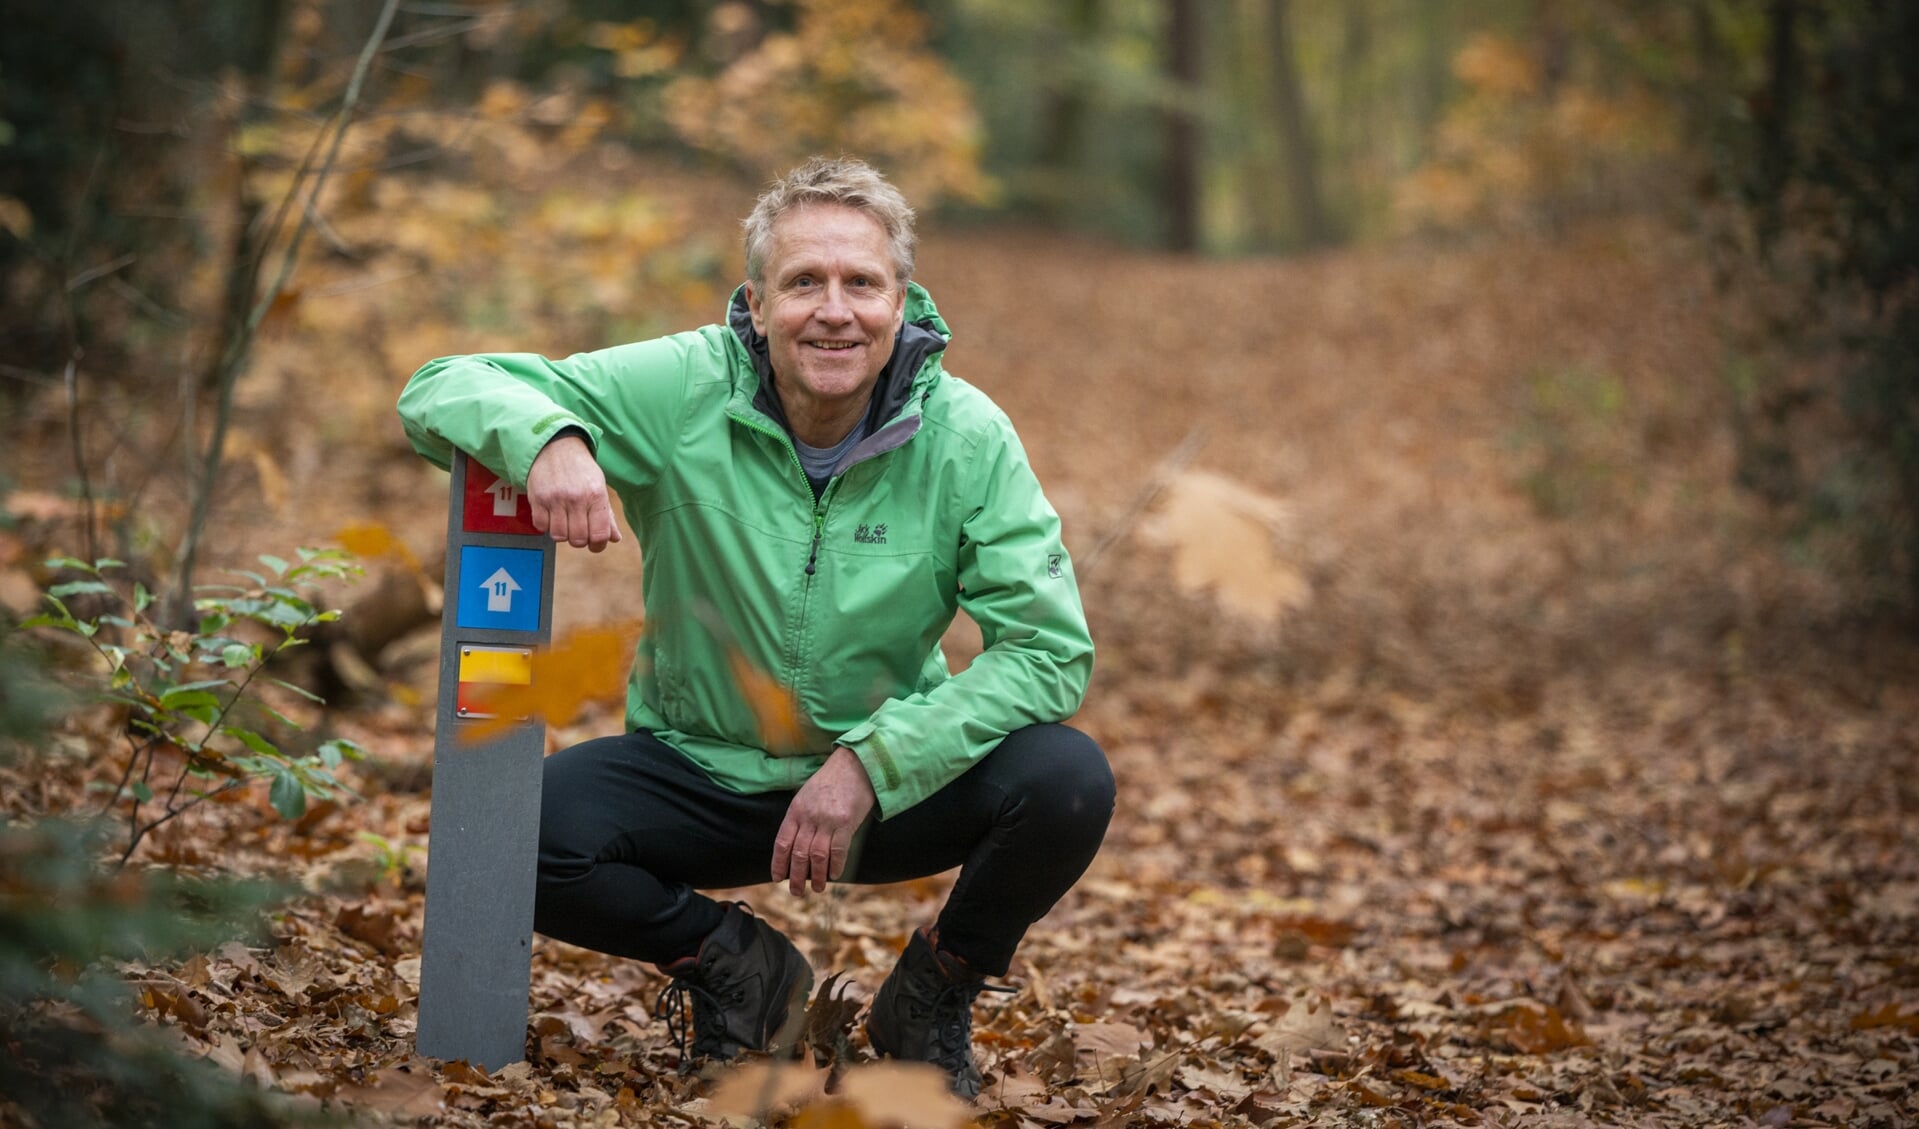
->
[653, 973, 750, 1069]
[905, 977, 1016, 1075]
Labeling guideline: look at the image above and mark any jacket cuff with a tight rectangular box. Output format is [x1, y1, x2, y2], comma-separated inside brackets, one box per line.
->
[512, 418, 601, 486]
[838, 725, 909, 820]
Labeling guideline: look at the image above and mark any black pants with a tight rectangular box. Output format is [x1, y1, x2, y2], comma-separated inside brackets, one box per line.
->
[533, 725, 1114, 976]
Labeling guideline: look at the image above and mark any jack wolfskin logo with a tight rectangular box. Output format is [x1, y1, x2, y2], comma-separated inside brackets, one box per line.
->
[854, 522, 888, 544]
[1047, 554, 1063, 578]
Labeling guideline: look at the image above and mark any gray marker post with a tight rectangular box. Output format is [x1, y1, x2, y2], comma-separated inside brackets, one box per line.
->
[416, 451, 556, 1070]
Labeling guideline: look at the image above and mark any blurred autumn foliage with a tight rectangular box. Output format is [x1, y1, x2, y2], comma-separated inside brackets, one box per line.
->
[664, 0, 992, 207]
[1, 1, 1917, 1126]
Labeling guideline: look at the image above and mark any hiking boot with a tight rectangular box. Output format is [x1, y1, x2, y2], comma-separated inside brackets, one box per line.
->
[865, 926, 1014, 1099]
[653, 904, 813, 1069]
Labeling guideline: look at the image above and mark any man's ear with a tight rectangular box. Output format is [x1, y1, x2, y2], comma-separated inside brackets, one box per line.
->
[745, 282, 767, 334]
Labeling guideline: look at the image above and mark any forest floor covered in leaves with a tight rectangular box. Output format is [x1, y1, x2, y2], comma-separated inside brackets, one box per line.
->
[4, 158, 1917, 1127]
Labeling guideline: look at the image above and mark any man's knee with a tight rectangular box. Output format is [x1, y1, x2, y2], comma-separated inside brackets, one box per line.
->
[1001, 724, 1115, 828]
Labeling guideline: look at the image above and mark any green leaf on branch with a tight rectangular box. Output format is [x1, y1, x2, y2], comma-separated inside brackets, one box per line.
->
[266, 678, 325, 703]
[221, 726, 279, 758]
[257, 703, 305, 731]
[49, 580, 115, 599]
[318, 738, 367, 767]
[131, 780, 153, 803]
[268, 769, 306, 819]
[259, 554, 289, 576]
[158, 681, 231, 712]
[221, 643, 256, 668]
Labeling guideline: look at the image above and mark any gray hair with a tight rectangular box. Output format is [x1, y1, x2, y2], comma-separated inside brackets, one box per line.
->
[742, 156, 917, 286]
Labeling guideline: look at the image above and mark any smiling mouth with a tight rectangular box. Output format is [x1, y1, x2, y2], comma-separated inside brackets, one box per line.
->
[808, 341, 860, 351]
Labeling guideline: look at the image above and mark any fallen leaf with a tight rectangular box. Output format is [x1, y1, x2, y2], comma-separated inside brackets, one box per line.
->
[1138, 469, 1310, 624]
[838, 1061, 973, 1129]
[1486, 1002, 1590, 1053]
[1074, 1020, 1147, 1059]
[801, 971, 864, 1059]
[1105, 1050, 1180, 1098]
[709, 1059, 827, 1119]
[334, 1064, 446, 1118]
[1255, 996, 1344, 1055]
[1850, 1003, 1919, 1033]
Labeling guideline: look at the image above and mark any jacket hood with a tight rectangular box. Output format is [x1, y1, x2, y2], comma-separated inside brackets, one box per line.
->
[726, 282, 950, 433]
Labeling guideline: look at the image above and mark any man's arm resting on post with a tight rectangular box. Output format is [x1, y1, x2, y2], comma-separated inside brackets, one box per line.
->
[396, 338, 699, 499]
[526, 431, 623, 553]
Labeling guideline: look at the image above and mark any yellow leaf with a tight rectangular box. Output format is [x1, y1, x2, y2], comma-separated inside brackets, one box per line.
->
[460, 621, 642, 743]
[709, 1059, 827, 1119]
[726, 646, 807, 754]
[1139, 470, 1310, 625]
[837, 1061, 972, 1129]
[335, 522, 399, 560]
[0, 196, 32, 240]
[789, 1103, 866, 1129]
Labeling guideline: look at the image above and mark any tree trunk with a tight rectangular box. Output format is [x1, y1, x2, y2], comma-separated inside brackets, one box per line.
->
[1161, 0, 1203, 252]
[1417, 0, 1449, 161]
[1036, 0, 1099, 219]
[1756, 0, 1799, 248]
[1268, 0, 1330, 248]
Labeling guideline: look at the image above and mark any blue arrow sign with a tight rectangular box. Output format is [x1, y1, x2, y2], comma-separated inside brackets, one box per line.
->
[456, 546, 544, 632]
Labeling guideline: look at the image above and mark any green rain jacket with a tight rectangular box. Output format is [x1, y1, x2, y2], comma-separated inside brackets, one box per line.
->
[397, 283, 1092, 818]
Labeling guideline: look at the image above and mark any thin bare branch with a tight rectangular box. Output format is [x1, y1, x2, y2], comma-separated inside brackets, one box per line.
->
[170, 0, 402, 622]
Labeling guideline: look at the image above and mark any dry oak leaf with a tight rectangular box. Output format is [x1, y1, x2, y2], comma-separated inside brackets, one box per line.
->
[1255, 996, 1344, 1056]
[332, 1062, 446, 1118]
[1138, 469, 1310, 625]
[1105, 1049, 1181, 1098]
[802, 971, 865, 1058]
[1178, 1061, 1254, 1102]
[1485, 1001, 1591, 1053]
[1074, 1020, 1149, 1059]
[836, 1061, 974, 1129]
[1850, 1003, 1919, 1033]
[709, 1059, 828, 1120]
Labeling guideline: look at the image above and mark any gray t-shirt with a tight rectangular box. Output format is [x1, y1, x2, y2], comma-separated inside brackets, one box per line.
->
[793, 418, 870, 498]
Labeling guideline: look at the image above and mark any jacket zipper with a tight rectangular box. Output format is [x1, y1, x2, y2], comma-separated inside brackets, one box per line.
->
[728, 400, 923, 709]
[805, 509, 824, 576]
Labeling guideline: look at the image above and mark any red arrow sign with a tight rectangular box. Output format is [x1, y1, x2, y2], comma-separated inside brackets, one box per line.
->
[462, 455, 541, 536]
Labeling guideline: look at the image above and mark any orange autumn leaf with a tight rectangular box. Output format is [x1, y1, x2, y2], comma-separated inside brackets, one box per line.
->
[335, 520, 437, 594]
[460, 621, 643, 743]
[334, 521, 401, 560]
[725, 646, 807, 754]
[1851, 1004, 1919, 1033]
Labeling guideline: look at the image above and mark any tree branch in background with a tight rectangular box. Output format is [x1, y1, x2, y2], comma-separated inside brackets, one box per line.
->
[167, 0, 402, 625]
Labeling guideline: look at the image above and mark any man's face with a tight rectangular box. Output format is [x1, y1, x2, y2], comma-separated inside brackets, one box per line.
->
[746, 203, 905, 420]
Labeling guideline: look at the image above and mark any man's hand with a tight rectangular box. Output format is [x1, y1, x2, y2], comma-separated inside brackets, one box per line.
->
[527, 434, 623, 552]
[772, 746, 877, 895]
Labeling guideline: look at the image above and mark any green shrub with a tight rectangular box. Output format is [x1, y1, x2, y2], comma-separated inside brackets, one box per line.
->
[23, 550, 367, 866]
